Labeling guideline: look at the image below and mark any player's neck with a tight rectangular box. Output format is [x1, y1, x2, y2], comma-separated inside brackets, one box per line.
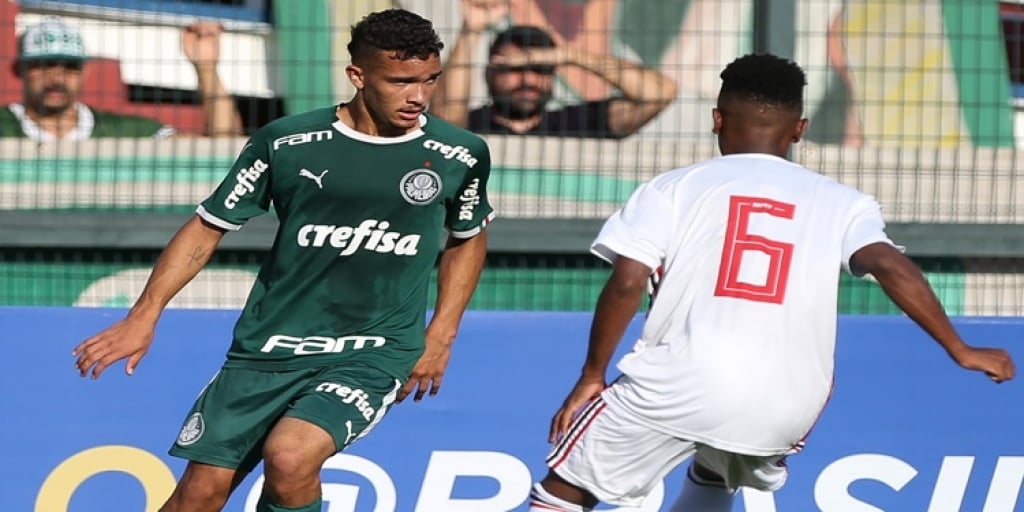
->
[720, 137, 793, 159]
[723, 148, 790, 159]
[336, 98, 409, 138]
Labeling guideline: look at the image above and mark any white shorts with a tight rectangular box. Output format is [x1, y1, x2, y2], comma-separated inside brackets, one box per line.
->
[545, 395, 791, 507]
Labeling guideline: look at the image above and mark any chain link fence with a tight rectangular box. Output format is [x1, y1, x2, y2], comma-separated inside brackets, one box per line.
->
[1, 0, 1022, 314]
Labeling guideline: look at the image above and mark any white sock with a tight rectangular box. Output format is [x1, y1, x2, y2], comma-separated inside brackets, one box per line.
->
[667, 464, 736, 512]
[527, 482, 591, 512]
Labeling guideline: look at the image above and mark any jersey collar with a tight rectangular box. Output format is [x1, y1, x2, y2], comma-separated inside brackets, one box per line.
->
[719, 153, 791, 162]
[331, 111, 426, 145]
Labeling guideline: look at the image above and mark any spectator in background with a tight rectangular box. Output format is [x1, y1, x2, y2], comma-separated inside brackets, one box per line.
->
[430, 1, 677, 139]
[0, 16, 242, 141]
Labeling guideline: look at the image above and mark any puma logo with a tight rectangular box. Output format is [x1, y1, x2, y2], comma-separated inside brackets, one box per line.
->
[299, 168, 328, 189]
[343, 420, 357, 446]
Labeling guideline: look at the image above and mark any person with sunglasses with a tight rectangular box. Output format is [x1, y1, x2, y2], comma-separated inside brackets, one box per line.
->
[430, 3, 677, 139]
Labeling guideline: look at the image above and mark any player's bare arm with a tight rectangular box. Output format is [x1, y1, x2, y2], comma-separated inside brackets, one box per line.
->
[73, 215, 227, 379]
[399, 231, 488, 403]
[549, 256, 651, 442]
[851, 242, 1016, 383]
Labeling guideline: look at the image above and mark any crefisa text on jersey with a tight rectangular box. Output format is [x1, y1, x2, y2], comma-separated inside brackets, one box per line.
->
[297, 220, 421, 256]
[224, 158, 269, 209]
[458, 178, 481, 221]
[423, 139, 478, 168]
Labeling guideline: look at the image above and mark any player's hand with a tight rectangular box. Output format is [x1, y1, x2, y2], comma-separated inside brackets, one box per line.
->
[72, 317, 155, 379]
[548, 376, 606, 443]
[953, 346, 1016, 383]
[461, 0, 510, 33]
[181, 21, 223, 67]
[399, 339, 452, 403]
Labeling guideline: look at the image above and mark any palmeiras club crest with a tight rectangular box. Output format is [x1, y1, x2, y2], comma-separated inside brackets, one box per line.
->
[176, 412, 205, 446]
[400, 169, 442, 205]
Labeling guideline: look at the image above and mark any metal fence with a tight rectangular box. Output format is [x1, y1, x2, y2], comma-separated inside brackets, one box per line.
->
[1, 0, 1022, 314]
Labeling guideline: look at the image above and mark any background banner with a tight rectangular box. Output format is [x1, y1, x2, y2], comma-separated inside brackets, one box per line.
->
[2, 308, 1021, 512]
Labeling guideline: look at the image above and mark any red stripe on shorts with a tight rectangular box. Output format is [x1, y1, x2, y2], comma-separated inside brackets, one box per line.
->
[546, 396, 604, 465]
[548, 400, 607, 469]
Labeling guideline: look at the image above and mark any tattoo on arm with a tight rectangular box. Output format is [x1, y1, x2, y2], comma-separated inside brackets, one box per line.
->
[187, 246, 207, 268]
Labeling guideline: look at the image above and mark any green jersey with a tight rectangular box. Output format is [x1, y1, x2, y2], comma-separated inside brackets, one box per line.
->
[0, 103, 174, 140]
[198, 106, 494, 378]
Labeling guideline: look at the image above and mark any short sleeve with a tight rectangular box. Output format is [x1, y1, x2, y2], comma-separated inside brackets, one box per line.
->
[590, 180, 673, 272]
[196, 136, 273, 231]
[840, 196, 904, 276]
[445, 138, 496, 238]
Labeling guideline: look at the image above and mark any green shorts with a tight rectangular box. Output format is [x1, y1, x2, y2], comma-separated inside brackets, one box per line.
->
[168, 365, 402, 471]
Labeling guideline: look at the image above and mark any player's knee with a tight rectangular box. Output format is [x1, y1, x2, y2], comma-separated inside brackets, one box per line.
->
[262, 447, 321, 500]
[262, 417, 336, 484]
[263, 447, 318, 480]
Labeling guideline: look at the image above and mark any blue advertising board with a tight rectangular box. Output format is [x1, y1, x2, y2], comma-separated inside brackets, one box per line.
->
[2, 307, 1021, 511]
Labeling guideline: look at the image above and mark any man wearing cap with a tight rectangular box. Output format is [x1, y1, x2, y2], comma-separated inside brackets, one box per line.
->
[1, 17, 242, 141]
[429, 4, 677, 139]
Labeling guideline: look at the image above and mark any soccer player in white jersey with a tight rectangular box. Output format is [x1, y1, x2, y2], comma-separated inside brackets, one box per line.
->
[526, 53, 1016, 512]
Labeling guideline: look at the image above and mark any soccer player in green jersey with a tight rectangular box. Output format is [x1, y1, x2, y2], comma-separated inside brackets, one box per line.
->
[72, 9, 493, 512]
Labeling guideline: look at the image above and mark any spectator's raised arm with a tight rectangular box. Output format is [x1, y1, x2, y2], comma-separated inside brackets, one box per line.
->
[558, 49, 678, 137]
[430, 0, 510, 127]
[495, 44, 679, 136]
[181, 21, 243, 137]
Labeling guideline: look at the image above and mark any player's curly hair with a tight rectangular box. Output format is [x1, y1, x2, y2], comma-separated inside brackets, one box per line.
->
[719, 53, 806, 111]
[348, 9, 444, 63]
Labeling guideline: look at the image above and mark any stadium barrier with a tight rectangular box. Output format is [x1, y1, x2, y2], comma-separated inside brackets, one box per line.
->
[1, 137, 1020, 315]
[4, 307, 1021, 512]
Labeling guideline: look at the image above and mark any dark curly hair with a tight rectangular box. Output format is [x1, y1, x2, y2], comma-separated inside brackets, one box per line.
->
[488, 25, 556, 57]
[719, 53, 806, 111]
[348, 9, 444, 63]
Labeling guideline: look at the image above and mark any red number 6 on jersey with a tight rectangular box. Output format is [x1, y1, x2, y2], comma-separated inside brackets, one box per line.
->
[714, 196, 796, 305]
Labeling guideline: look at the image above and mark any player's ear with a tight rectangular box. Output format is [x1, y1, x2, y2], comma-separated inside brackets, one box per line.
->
[792, 118, 809, 142]
[346, 64, 365, 90]
[711, 108, 723, 135]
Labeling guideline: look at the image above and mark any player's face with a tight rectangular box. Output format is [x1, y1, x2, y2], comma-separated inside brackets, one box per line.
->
[21, 60, 83, 115]
[486, 44, 554, 119]
[351, 51, 441, 136]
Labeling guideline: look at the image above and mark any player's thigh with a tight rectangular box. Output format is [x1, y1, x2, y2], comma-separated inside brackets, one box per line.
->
[695, 445, 791, 492]
[169, 367, 315, 473]
[286, 365, 403, 453]
[545, 395, 697, 507]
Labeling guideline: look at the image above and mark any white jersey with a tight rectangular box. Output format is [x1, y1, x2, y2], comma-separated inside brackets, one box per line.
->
[593, 153, 898, 456]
